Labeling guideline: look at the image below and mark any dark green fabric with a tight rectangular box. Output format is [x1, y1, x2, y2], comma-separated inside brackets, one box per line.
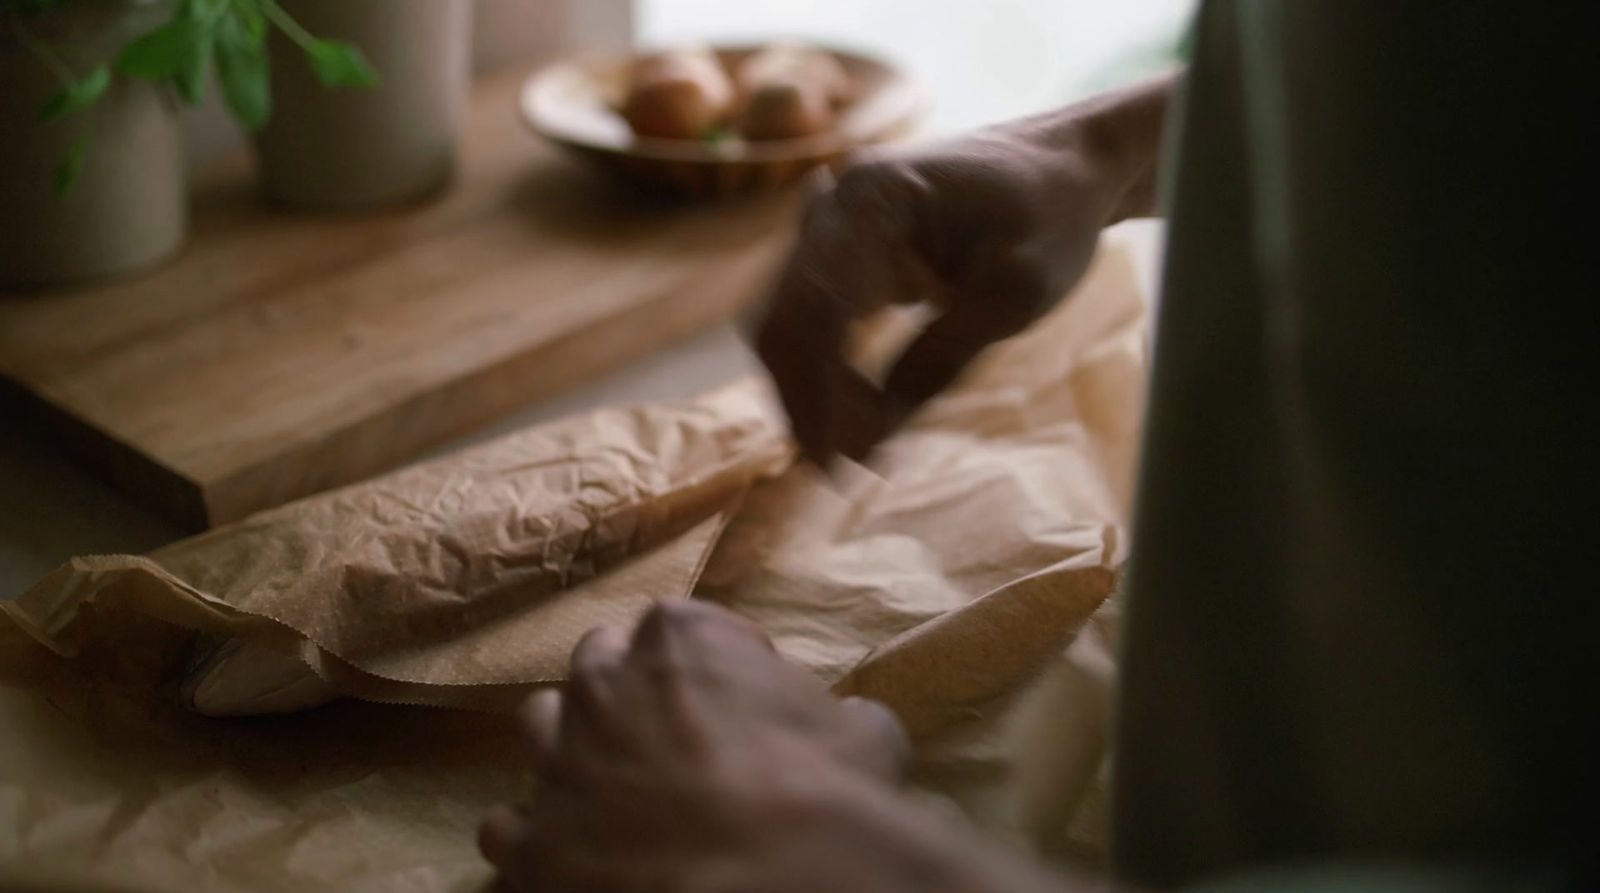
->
[1111, 2, 1597, 888]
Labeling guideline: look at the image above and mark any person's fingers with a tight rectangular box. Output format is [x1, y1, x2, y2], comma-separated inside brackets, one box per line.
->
[827, 362, 893, 464]
[632, 600, 776, 656]
[758, 261, 902, 467]
[837, 695, 913, 780]
[516, 688, 563, 770]
[756, 165, 920, 466]
[876, 260, 1052, 446]
[868, 308, 996, 448]
[570, 624, 627, 675]
[755, 263, 850, 464]
[478, 803, 534, 868]
[566, 624, 628, 712]
[884, 307, 996, 400]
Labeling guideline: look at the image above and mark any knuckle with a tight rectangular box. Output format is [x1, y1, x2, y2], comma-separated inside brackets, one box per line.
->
[647, 598, 700, 626]
[633, 600, 683, 643]
[832, 154, 883, 195]
[832, 154, 913, 212]
[632, 600, 707, 652]
[578, 622, 625, 652]
[637, 600, 760, 652]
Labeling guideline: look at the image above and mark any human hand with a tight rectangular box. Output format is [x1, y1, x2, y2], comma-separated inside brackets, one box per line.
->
[754, 70, 1180, 465]
[478, 600, 910, 893]
[753, 125, 1119, 464]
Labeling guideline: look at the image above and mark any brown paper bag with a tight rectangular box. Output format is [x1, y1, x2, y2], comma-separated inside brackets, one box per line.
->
[697, 245, 1147, 859]
[5, 381, 791, 714]
[0, 244, 1149, 891]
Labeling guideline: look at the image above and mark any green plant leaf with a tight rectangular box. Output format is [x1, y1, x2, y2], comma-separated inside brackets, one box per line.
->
[118, 17, 217, 104]
[53, 134, 90, 198]
[116, 18, 214, 103]
[216, 19, 270, 129]
[306, 39, 378, 88]
[38, 64, 110, 122]
[239, 3, 268, 41]
[175, 26, 213, 103]
[117, 21, 191, 79]
[182, 0, 228, 17]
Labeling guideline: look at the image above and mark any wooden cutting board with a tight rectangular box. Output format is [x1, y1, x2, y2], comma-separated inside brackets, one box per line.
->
[0, 69, 802, 529]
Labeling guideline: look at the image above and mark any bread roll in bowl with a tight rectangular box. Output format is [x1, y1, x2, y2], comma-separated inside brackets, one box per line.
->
[736, 43, 852, 106]
[739, 74, 836, 140]
[621, 48, 736, 140]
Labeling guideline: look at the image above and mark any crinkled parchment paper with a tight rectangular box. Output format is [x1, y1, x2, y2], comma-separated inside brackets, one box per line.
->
[0, 246, 1148, 891]
[7, 383, 791, 714]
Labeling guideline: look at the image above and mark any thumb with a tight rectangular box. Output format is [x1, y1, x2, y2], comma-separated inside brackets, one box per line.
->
[836, 695, 912, 782]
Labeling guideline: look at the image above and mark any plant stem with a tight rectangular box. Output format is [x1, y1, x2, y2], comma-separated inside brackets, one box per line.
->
[199, 0, 233, 28]
[259, 0, 316, 51]
[6, 6, 79, 88]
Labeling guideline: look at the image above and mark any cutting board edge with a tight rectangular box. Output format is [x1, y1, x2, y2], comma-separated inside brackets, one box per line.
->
[1, 375, 209, 529]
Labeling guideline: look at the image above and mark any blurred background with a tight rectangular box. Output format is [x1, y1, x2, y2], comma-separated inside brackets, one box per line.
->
[2, 0, 1191, 585]
[638, 0, 1194, 134]
[181, 0, 1195, 165]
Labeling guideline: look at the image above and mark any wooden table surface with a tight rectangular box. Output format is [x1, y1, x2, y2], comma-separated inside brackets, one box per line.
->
[0, 68, 803, 529]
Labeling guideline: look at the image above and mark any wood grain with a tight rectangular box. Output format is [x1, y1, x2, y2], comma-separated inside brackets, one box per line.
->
[0, 68, 802, 529]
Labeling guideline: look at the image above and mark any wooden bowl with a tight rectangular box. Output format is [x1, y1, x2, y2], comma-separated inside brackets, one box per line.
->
[520, 45, 922, 198]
